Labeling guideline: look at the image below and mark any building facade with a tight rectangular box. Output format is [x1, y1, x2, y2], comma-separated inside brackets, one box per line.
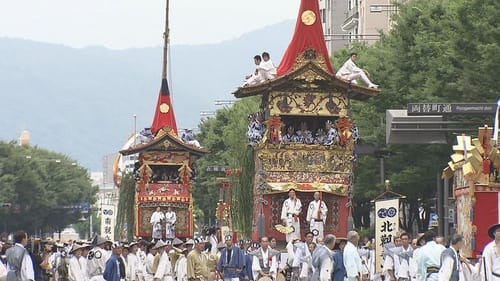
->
[319, 0, 402, 53]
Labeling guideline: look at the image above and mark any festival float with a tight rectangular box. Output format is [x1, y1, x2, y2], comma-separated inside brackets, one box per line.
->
[232, 0, 379, 241]
[444, 114, 500, 257]
[118, 0, 207, 239]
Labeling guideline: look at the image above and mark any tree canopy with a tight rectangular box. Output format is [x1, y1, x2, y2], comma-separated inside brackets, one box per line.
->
[331, 0, 499, 233]
[0, 141, 97, 238]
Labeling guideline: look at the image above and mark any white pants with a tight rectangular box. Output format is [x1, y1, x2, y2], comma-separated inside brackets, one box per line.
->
[337, 71, 374, 86]
[286, 216, 301, 242]
[309, 220, 324, 242]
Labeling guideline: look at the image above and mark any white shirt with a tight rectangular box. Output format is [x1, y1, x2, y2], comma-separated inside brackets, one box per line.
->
[306, 200, 328, 223]
[127, 252, 144, 280]
[175, 255, 188, 281]
[438, 247, 460, 281]
[344, 242, 362, 279]
[336, 58, 363, 76]
[482, 240, 500, 281]
[7, 243, 35, 281]
[150, 211, 165, 224]
[252, 248, 277, 280]
[281, 198, 302, 221]
[68, 255, 88, 281]
[154, 251, 172, 279]
[165, 211, 176, 224]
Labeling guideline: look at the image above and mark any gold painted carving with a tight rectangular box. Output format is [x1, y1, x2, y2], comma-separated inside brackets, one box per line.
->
[258, 146, 354, 173]
[269, 91, 348, 116]
[292, 49, 329, 73]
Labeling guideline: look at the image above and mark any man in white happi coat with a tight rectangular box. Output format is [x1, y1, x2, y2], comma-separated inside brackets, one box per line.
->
[128, 242, 145, 281]
[251, 237, 279, 280]
[482, 223, 500, 281]
[306, 192, 328, 242]
[154, 240, 174, 281]
[175, 248, 188, 281]
[151, 207, 165, 241]
[243, 55, 263, 86]
[281, 189, 302, 242]
[257, 52, 277, 81]
[292, 232, 315, 281]
[344, 231, 363, 281]
[68, 244, 89, 281]
[415, 231, 445, 281]
[88, 236, 112, 281]
[384, 233, 413, 281]
[311, 234, 336, 281]
[336, 52, 378, 89]
[165, 207, 177, 239]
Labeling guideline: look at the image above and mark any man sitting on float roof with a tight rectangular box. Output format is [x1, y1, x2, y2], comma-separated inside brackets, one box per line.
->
[258, 52, 277, 81]
[336, 52, 378, 89]
[243, 55, 263, 86]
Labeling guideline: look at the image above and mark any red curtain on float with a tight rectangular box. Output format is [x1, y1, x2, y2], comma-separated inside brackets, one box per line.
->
[474, 192, 499, 256]
[151, 78, 178, 135]
[277, 0, 334, 76]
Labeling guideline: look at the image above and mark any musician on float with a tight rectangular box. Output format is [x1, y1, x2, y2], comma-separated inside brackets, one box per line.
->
[150, 207, 165, 241]
[306, 192, 328, 242]
[165, 207, 176, 239]
[280, 189, 302, 242]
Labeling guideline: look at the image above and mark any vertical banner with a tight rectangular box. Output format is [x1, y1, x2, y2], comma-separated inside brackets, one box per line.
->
[100, 204, 116, 241]
[375, 198, 399, 273]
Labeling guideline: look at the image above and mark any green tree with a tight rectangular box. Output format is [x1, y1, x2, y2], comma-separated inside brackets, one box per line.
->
[332, 0, 499, 232]
[194, 97, 259, 236]
[0, 141, 97, 237]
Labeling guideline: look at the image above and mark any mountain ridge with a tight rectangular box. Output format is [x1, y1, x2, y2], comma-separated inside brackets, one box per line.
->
[0, 20, 295, 171]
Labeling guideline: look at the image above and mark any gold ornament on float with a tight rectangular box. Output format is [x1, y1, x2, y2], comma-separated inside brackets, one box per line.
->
[301, 10, 316, 26]
[160, 103, 170, 113]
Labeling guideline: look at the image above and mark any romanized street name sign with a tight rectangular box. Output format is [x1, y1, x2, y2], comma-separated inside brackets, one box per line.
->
[407, 103, 497, 115]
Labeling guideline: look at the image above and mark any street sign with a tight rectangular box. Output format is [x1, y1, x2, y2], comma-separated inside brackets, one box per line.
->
[407, 103, 496, 115]
[429, 212, 439, 227]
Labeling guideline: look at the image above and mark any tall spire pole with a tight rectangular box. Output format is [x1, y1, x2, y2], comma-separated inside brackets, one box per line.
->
[162, 0, 170, 80]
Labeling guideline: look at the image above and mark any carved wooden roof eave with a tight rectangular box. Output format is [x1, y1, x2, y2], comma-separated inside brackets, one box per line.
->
[232, 61, 380, 101]
[119, 127, 208, 157]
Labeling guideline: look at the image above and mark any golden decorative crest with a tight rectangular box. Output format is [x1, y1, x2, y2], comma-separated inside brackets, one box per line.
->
[159, 103, 170, 113]
[292, 48, 329, 73]
[301, 10, 316, 26]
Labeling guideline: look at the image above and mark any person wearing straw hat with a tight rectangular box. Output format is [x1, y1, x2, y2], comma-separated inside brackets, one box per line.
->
[127, 242, 145, 281]
[144, 242, 157, 281]
[154, 240, 173, 281]
[175, 247, 188, 281]
[68, 244, 88, 281]
[103, 242, 123, 281]
[217, 235, 244, 281]
[88, 236, 112, 281]
[187, 238, 209, 281]
[482, 223, 500, 281]
[306, 192, 328, 243]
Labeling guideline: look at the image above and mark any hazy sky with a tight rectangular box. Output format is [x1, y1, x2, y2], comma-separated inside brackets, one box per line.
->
[0, 0, 300, 49]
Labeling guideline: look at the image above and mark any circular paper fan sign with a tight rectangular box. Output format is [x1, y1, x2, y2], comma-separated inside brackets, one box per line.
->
[312, 229, 320, 236]
[275, 224, 294, 234]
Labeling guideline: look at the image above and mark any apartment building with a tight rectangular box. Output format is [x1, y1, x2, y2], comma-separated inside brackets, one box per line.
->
[319, 0, 401, 53]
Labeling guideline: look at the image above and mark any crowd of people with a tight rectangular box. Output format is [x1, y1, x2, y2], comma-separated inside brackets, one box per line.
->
[247, 116, 359, 147]
[1, 225, 499, 281]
